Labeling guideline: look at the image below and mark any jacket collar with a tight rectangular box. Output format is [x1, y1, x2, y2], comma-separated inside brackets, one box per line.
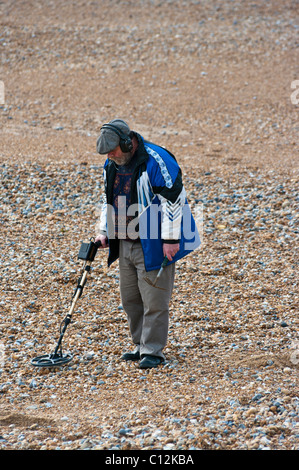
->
[132, 132, 149, 167]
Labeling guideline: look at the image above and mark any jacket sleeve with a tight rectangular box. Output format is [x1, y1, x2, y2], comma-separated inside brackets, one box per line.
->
[99, 199, 108, 236]
[158, 186, 186, 243]
[144, 144, 185, 243]
[98, 167, 108, 236]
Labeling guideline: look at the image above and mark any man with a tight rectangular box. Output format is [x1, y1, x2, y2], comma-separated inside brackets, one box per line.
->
[95, 119, 200, 369]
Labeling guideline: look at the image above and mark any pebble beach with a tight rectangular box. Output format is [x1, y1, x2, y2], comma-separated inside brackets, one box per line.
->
[0, 0, 298, 451]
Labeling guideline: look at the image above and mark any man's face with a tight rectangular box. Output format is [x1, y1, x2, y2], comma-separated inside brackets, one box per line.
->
[107, 145, 132, 166]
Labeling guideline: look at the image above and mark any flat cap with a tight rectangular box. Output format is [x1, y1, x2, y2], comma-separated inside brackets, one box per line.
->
[96, 119, 131, 154]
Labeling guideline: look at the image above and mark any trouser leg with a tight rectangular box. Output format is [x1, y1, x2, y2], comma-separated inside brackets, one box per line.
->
[119, 240, 144, 352]
[137, 255, 175, 360]
[119, 240, 175, 360]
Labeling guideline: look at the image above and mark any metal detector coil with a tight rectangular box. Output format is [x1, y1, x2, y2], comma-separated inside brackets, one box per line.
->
[31, 239, 102, 368]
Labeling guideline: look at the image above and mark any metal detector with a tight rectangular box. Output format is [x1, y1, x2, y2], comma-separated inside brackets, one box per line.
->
[31, 238, 102, 368]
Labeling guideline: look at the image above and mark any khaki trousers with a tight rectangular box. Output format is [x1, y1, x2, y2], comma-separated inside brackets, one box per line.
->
[119, 240, 175, 360]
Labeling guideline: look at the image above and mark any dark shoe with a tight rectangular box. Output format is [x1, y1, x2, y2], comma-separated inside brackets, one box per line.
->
[139, 355, 164, 369]
[122, 351, 140, 361]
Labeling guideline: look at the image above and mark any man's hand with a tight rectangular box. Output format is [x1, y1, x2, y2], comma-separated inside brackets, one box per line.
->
[163, 243, 180, 262]
[95, 234, 109, 248]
